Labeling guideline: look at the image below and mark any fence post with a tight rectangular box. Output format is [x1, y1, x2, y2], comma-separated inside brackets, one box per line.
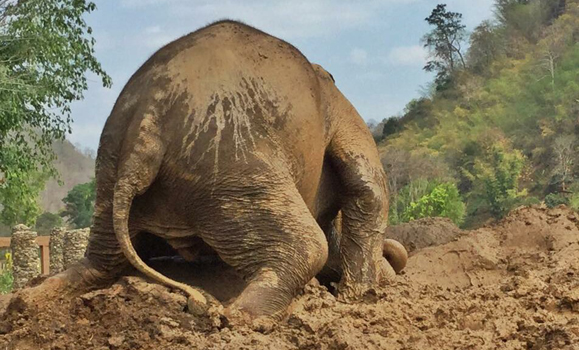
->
[10, 224, 39, 290]
[49, 227, 66, 274]
[63, 228, 90, 269]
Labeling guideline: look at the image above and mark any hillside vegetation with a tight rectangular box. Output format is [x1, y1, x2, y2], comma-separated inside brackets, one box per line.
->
[0, 140, 94, 236]
[377, 0, 579, 227]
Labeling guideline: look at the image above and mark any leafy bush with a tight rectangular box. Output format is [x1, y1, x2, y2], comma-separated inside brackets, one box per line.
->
[0, 252, 13, 294]
[389, 178, 436, 225]
[382, 117, 402, 138]
[401, 182, 466, 225]
[470, 144, 527, 219]
[545, 193, 569, 208]
[518, 196, 542, 207]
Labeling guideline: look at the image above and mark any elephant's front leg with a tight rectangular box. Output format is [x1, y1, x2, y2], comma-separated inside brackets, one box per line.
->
[327, 107, 393, 299]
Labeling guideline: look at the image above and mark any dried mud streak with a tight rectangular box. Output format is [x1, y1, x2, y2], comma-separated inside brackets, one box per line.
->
[2, 205, 579, 349]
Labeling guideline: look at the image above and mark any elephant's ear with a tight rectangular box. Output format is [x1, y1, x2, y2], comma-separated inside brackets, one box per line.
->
[327, 72, 335, 83]
[311, 63, 335, 83]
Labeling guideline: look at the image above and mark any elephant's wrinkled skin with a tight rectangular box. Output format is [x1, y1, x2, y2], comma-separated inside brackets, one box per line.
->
[11, 20, 406, 321]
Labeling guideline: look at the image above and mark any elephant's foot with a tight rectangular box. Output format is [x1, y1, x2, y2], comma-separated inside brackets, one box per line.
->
[6, 258, 115, 313]
[221, 272, 292, 327]
[336, 256, 395, 302]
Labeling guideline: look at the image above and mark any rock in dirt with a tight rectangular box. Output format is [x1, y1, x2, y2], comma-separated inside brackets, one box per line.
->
[1, 205, 579, 349]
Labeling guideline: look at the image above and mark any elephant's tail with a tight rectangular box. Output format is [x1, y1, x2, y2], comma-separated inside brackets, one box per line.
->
[112, 115, 212, 315]
[383, 239, 408, 274]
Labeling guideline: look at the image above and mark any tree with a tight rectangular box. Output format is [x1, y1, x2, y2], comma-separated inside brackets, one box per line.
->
[494, 0, 555, 45]
[467, 20, 504, 74]
[551, 134, 575, 191]
[0, 0, 111, 226]
[382, 116, 402, 138]
[536, 9, 578, 93]
[35, 211, 63, 236]
[0, 169, 47, 226]
[422, 4, 467, 87]
[61, 178, 95, 228]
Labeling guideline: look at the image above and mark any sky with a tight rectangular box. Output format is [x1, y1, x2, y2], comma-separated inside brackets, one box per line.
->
[69, 0, 496, 151]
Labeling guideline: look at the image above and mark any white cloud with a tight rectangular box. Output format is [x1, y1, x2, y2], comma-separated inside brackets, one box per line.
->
[141, 33, 178, 49]
[121, 0, 420, 40]
[355, 71, 386, 82]
[120, 0, 178, 8]
[434, 0, 495, 28]
[138, 26, 179, 49]
[385, 45, 427, 67]
[349, 48, 368, 65]
[145, 25, 162, 34]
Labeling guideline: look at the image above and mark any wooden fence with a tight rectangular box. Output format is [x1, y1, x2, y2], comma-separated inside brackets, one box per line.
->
[0, 236, 50, 275]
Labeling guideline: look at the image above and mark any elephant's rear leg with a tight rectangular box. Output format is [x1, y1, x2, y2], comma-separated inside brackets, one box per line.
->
[202, 181, 328, 321]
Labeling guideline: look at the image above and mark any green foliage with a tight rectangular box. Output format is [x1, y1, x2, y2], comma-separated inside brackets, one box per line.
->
[402, 182, 466, 225]
[422, 4, 467, 87]
[544, 192, 569, 208]
[389, 179, 464, 225]
[61, 178, 95, 228]
[519, 196, 542, 206]
[35, 211, 63, 236]
[470, 144, 526, 218]
[382, 117, 402, 139]
[381, 0, 579, 226]
[0, 0, 110, 226]
[0, 251, 13, 294]
[567, 182, 579, 210]
[0, 170, 47, 226]
[468, 20, 504, 74]
[390, 178, 435, 225]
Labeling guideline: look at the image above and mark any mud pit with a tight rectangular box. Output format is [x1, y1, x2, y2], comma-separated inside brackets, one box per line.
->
[1, 205, 579, 349]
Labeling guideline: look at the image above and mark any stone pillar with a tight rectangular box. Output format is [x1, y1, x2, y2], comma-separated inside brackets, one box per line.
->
[10, 224, 39, 290]
[49, 227, 66, 274]
[63, 228, 90, 269]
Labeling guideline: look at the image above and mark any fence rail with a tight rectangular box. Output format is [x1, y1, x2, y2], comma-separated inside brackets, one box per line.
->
[0, 236, 50, 275]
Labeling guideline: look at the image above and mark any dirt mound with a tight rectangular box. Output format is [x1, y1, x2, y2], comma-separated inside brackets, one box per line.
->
[1, 205, 579, 349]
[385, 217, 465, 253]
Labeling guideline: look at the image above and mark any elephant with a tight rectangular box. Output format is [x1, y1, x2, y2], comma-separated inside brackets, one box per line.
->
[10, 20, 407, 322]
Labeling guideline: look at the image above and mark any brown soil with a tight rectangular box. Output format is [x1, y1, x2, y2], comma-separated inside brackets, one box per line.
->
[1, 205, 579, 349]
[385, 217, 465, 253]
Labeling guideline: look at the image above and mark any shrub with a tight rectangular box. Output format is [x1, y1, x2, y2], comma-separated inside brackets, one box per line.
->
[0, 252, 13, 294]
[401, 182, 466, 225]
[545, 193, 569, 208]
[471, 144, 527, 218]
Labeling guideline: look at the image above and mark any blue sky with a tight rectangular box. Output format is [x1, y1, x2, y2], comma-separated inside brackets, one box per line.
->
[69, 0, 496, 150]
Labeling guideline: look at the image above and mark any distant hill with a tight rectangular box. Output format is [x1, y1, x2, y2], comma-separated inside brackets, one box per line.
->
[377, 0, 579, 228]
[40, 140, 95, 213]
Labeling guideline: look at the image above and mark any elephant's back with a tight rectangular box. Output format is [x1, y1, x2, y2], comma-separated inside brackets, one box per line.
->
[161, 22, 329, 195]
[101, 21, 329, 209]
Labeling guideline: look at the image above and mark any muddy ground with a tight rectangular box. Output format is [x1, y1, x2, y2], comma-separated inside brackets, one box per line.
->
[1, 205, 578, 349]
